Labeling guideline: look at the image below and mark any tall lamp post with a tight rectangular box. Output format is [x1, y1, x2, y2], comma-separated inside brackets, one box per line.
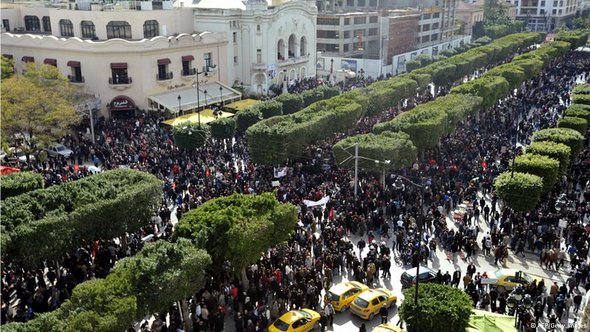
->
[192, 69, 207, 125]
[219, 86, 223, 108]
[204, 90, 208, 110]
[330, 58, 334, 84]
[177, 95, 182, 116]
[85, 105, 96, 144]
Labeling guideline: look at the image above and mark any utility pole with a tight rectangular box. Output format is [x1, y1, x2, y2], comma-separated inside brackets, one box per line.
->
[353, 143, 360, 199]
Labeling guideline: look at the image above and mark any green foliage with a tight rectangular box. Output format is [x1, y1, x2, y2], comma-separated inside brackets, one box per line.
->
[366, 77, 418, 115]
[301, 88, 324, 108]
[573, 93, 590, 105]
[554, 29, 589, 49]
[526, 141, 571, 175]
[247, 91, 368, 165]
[0, 171, 44, 199]
[558, 116, 588, 135]
[400, 283, 472, 332]
[316, 85, 340, 99]
[532, 127, 585, 159]
[572, 84, 590, 95]
[473, 36, 492, 45]
[209, 117, 236, 139]
[451, 75, 510, 109]
[7, 239, 211, 332]
[175, 192, 297, 274]
[274, 93, 304, 115]
[1, 55, 14, 80]
[564, 104, 590, 122]
[405, 59, 422, 72]
[235, 107, 263, 132]
[333, 132, 417, 173]
[484, 64, 526, 90]
[1, 170, 162, 267]
[254, 99, 283, 119]
[514, 153, 560, 192]
[494, 172, 544, 212]
[373, 94, 482, 151]
[172, 122, 209, 149]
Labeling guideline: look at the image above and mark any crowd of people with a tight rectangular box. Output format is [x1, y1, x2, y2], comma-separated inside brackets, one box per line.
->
[1, 46, 590, 332]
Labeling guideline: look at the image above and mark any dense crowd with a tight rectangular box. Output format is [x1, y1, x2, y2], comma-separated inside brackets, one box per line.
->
[1, 48, 590, 332]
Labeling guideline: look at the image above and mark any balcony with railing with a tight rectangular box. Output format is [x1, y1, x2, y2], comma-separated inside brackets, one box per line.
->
[156, 72, 173, 81]
[108, 76, 133, 90]
[277, 55, 310, 67]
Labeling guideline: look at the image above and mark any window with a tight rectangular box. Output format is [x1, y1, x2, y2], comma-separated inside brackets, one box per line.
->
[552, 8, 557, 14]
[343, 44, 349, 52]
[540, 9, 545, 14]
[431, 33, 438, 41]
[540, 0, 545, 5]
[559, 0, 563, 5]
[42, 16, 51, 33]
[67, 61, 83, 83]
[59, 19, 74, 37]
[422, 13, 431, 19]
[2, 19, 10, 32]
[357, 0, 365, 6]
[107, 21, 132, 39]
[347, 0, 354, 6]
[369, 0, 377, 6]
[422, 24, 431, 31]
[354, 17, 366, 24]
[24, 16, 40, 32]
[157, 59, 171, 80]
[233, 56, 238, 64]
[369, 16, 378, 23]
[368, 28, 378, 36]
[233, 32, 237, 43]
[110, 63, 130, 84]
[553, 1, 557, 5]
[433, 12, 440, 18]
[300, 36, 307, 56]
[422, 35, 430, 43]
[432, 22, 439, 29]
[558, 9, 562, 14]
[344, 18, 350, 25]
[143, 20, 158, 38]
[181, 55, 195, 76]
[81, 21, 96, 39]
[344, 31, 350, 38]
[257, 24, 260, 32]
[204, 52, 212, 68]
[317, 18, 340, 25]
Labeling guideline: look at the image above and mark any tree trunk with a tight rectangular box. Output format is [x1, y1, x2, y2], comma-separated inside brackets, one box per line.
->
[240, 267, 249, 289]
[181, 299, 194, 332]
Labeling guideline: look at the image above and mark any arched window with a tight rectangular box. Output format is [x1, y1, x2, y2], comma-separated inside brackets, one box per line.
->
[300, 36, 307, 57]
[277, 39, 285, 61]
[288, 34, 296, 58]
[81, 21, 96, 39]
[24, 16, 40, 32]
[42, 16, 51, 33]
[59, 19, 74, 37]
[106, 21, 132, 39]
[143, 20, 159, 38]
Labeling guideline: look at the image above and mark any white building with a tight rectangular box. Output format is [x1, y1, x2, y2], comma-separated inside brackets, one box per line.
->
[505, 0, 577, 31]
[189, 0, 318, 95]
[1, 0, 318, 117]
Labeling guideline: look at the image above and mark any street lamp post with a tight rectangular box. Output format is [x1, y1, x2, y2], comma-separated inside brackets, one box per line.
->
[219, 86, 223, 108]
[177, 94, 182, 116]
[204, 90, 208, 110]
[192, 69, 207, 125]
[330, 58, 334, 84]
[85, 105, 96, 144]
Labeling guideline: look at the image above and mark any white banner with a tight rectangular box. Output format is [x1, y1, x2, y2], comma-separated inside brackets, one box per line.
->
[274, 167, 287, 178]
[303, 196, 330, 207]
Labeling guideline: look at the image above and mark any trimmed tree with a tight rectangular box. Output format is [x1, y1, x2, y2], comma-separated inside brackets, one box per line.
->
[558, 116, 588, 135]
[564, 104, 590, 122]
[255, 100, 283, 119]
[274, 93, 304, 115]
[174, 192, 298, 287]
[532, 127, 585, 160]
[333, 132, 417, 173]
[0, 171, 44, 199]
[235, 107, 263, 132]
[400, 283, 472, 332]
[514, 153, 560, 192]
[209, 117, 236, 139]
[526, 141, 571, 175]
[494, 172, 543, 212]
[172, 122, 209, 149]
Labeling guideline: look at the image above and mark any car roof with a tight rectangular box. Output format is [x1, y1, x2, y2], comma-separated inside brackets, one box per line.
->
[330, 281, 364, 295]
[358, 289, 389, 301]
[403, 266, 434, 277]
[279, 310, 313, 324]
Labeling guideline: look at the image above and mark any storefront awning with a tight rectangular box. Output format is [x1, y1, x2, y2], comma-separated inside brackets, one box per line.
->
[158, 58, 171, 65]
[67, 61, 80, 67]
[22, 56, 34, 63]
[110, 62, 127, 69]
[148, 82, 242, 114]
[44, 58, 57, 66]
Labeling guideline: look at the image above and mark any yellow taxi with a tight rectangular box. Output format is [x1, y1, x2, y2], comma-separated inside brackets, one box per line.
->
[350, 288, 397, 320]
[372, 323, 403, 332]
[488, 269, 543, 293]
[268, 309, 321, 332]
[327, 281, 369, 311]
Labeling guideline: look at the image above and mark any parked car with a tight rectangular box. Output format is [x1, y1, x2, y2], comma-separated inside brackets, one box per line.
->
[6, 148, 35, 164]
[268, 309, 320, 332]
[487, 269, 543, 293]
[400, 266, 437, 289]
[327, 281, 369, 311]
[350, 288, 397, 320]
[372, 323, 403, 332]
[46, 144, 73, 159]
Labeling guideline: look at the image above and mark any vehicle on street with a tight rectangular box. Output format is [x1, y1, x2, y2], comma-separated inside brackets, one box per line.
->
[400, 266, 437, 289]
[327, 281, 369, 311]
[268, 309, 320, 332]
[372, 323, 403, 332]
[350, 288, 397, 320]
[46, 144, 74, 159]
[485, 269, 543, 293]
[6, 148, 35, 164]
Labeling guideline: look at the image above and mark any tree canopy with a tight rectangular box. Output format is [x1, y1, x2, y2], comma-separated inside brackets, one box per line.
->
[1, 64, 81, 151]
